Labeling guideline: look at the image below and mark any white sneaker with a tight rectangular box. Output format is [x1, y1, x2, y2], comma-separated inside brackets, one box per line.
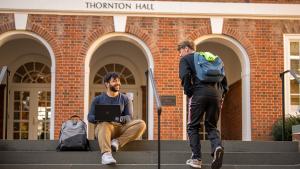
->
[101, 152, 116, 165]
[186, 158, 202, 168]
[111, 139, 119, 152]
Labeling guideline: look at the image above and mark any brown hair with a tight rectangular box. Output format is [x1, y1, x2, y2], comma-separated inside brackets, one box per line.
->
[177, 40, 195, 51]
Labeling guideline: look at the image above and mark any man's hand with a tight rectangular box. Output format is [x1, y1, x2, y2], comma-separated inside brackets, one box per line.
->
[120, 115, 131, 124]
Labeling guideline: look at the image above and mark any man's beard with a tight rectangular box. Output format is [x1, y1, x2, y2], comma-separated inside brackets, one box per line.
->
[109, 84, 120, 92]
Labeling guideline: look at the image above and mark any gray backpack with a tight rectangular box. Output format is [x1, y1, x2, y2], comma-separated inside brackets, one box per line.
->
[57, 115, 90, 151]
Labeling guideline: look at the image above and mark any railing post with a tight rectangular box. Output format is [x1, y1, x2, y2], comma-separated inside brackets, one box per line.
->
[148, 68, 162, 169]
[280, 70, 300, 141]
[280, 72, 286, 141]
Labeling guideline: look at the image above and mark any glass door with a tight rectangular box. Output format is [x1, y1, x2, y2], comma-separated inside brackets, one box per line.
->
[11, 91, 30, 139]
[8, 89, 51, 140]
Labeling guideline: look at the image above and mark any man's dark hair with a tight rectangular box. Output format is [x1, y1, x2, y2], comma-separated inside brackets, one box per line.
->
[177, 40, 195, 51]
[104, 72, 120, 83]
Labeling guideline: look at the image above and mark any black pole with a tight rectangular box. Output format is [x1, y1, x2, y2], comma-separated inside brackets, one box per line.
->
[158, 108, 161, 169]
[5, 70, 10, 140]
[280, 73, 285, 141]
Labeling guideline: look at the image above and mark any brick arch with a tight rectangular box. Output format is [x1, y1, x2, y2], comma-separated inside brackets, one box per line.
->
[188, 27, 212, 41]
[0, 22, 15, 35]
[27, 23, 62, 59]
[79, 26, 114, 59]
[222, 27, 255, 59]
[126, 25, 160, 57]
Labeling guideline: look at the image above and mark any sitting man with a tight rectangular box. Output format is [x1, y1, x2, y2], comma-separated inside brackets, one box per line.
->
[88, 72, 146, 165]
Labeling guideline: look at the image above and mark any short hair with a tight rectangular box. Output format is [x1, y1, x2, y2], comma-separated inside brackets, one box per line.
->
[104, 72, 120, 83]
[177, 40, 195, 51]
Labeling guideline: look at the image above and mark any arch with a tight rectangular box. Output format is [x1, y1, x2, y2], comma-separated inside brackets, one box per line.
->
[0, 31, 56, 140]
[91, 56, 139, 85]
[194, 34, 252, 141]
[84, 32, 155, 139]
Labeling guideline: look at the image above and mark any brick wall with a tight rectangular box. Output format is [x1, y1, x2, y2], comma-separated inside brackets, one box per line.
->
[1, 10, 300, 140]
[127, 17, 211, 139]
[26, 15, 114, 138]
[223, 19, 300, 140]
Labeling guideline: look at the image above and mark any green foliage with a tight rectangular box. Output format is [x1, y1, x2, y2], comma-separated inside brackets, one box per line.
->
[271, 115, 300, 141]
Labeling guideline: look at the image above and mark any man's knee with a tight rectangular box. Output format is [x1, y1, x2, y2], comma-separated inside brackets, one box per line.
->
[132, 119, 146, 132]
[97, 122, 113, 133]
[204, 121, 217, 132]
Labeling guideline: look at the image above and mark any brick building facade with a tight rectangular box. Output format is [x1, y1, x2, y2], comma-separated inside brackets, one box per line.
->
[1, 0, 300, 141]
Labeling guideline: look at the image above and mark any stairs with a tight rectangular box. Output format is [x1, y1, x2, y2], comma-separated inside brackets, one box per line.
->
[0, 140, 299, 169]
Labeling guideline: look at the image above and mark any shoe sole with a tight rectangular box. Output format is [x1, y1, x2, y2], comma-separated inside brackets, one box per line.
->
[186, 162, 201, 168]
[211, 148, 224, 169]
[102, 161, 116, 165]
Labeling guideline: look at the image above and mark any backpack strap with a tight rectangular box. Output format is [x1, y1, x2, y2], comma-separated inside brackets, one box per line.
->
[194, 52, 203, 80]
[69, 115, 81, 120]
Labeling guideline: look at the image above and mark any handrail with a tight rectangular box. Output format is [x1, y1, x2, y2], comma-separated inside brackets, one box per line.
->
[0, 66, 8, 85]
[0, 66, 10, 140]
[148, 68, 162, 115]
[279, 69, 300, 141]
[147, 68, 162, 169]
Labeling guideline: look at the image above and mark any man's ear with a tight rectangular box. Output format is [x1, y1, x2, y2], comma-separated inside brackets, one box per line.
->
[104, 82, 109, 88]
[184, 46, 189, 52]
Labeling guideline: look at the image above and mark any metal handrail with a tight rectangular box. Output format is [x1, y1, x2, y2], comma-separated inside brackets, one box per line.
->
[0, 66, 8, 85]
[147, 68, 162, 169]
[279, 69, 300, 141]
[0, 66, 10, 140]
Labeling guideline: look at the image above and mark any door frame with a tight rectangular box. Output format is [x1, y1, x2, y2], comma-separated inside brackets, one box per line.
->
[8, 84, 50, 140]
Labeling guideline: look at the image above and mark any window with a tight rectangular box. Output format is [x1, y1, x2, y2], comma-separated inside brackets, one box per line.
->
[13, 62, 51, 83]
[93, 64, 135, 85]
[288, 40, 300, 116]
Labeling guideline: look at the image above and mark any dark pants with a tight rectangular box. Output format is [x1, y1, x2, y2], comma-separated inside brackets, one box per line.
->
[187, 96, 222, 160]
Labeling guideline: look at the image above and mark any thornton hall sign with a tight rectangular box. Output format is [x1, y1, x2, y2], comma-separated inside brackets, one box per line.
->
[85, 1, 155, 11]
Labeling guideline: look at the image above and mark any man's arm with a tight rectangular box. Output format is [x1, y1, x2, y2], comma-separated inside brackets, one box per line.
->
[87, 97, 97, 124]
[179, 58, 193, 97]
[221, 76, 229, 97]
[120, 96, 133, 124]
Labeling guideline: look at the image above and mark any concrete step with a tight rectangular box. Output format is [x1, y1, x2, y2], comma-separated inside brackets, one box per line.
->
[0, 151, 299, 165]
[0, 140, 298, 152]
[0, 164, 299, 169]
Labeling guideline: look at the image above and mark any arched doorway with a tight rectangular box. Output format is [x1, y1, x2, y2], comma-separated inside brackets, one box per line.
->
[183, 35, 251, 141]
[9, 61, 51, 140]
[85, 33, 154, 139]
[0, 32, 55, 140]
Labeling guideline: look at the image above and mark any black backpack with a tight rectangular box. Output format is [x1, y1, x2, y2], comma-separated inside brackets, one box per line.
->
[56, 115, 90, 151]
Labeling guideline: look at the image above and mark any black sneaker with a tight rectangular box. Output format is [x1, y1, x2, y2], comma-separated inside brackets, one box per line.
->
[211, 146, 224, 169]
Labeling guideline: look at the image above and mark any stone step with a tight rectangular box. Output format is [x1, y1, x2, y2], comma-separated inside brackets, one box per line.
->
[0, 140, 298, 152]
[0, 164, 299, 169]
[0, 151, 299, 165]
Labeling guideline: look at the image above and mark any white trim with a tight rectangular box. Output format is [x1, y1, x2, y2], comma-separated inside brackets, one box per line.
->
[210, 17, 223, 34]
[0, 31, 56, 140]
[194, 35, 252, 141]
[84, 32, 154, 140]
[113, 15, 127, 32]
[13, 13, 28, 30]
[1, 1, 300, 19]
[283, 34, 300, 116]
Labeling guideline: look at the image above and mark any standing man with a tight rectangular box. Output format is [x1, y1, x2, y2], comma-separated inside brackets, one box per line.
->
[88, 72, 146, 165]
[178, 40, 228, 169]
